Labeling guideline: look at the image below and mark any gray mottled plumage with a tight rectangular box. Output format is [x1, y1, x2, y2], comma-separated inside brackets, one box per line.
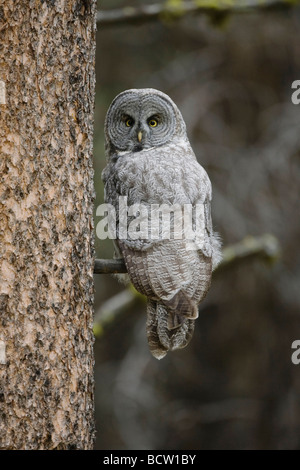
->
[102, 88, 221, 359]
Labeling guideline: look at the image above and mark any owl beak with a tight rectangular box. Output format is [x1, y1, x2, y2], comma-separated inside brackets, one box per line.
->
[137, 131, 143, 143]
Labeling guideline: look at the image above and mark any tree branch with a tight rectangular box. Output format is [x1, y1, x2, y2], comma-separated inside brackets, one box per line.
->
[215, 233, 280, 276]
[97, 0, 297, 27]
[93, 234, 280, 332]
[94, 234, 280, 275]
[94, 258, 127, 274]
[93, 287, 143, 335]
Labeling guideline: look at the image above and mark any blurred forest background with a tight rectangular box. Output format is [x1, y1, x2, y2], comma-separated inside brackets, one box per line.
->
[93, 0, 300, 450]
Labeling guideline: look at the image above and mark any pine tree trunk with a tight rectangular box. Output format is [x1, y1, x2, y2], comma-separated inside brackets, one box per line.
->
[0, 0, 96, 450]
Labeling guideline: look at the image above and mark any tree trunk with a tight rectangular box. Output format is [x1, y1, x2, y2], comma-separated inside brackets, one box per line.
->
[0, 0, 96, 450]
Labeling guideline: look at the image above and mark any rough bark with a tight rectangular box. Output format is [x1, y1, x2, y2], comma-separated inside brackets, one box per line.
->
[0, 0, 96, 450]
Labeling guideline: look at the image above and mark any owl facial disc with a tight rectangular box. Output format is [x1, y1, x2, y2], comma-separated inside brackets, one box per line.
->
[104, 88, 187, 153]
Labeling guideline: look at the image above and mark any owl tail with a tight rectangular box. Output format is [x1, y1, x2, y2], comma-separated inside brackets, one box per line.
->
[146, 299, 195, 360]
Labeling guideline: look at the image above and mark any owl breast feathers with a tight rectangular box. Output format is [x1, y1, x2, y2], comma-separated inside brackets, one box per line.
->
[102, 88, 221, 359]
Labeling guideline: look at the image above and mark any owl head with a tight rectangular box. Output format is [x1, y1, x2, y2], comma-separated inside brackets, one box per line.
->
[104, 88, 187, 155]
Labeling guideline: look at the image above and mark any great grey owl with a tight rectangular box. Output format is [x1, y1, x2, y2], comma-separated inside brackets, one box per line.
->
[102, 88, 221, 360]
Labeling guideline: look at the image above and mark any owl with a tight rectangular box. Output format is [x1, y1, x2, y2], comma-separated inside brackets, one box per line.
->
[102, 88, 221, 359]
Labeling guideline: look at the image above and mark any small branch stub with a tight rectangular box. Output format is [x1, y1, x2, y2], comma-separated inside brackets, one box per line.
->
[94, 258, 126, 274]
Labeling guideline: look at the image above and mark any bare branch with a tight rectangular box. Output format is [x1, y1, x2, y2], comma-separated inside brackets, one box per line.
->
[163, 398, 262, 425]
[93, 288, 142, 335]
[94, 258, 126, 274]
[215, 233, 280, 276]
[94, 234, 280, 275]
[93, 234, 280, 332]
[97, 0, 297, 27]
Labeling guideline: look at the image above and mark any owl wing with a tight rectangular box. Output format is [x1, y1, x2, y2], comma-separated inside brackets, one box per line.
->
[113, 156, 219, 358]
[187, 163, 222, 270]
[118, 162, 213, 314]
[118, 183, 213, 331]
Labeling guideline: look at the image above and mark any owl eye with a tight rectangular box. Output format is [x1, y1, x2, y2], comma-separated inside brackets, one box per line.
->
[125, 117, 134, 127]
[148, 118, 158, 128]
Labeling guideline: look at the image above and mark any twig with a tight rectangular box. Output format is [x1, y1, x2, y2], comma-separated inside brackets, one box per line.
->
[93, 288, 141, 335]
[97, 0, 297, 27]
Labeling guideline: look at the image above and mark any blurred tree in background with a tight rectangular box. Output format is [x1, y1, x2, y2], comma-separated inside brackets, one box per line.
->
[93, 0, 300, 450]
